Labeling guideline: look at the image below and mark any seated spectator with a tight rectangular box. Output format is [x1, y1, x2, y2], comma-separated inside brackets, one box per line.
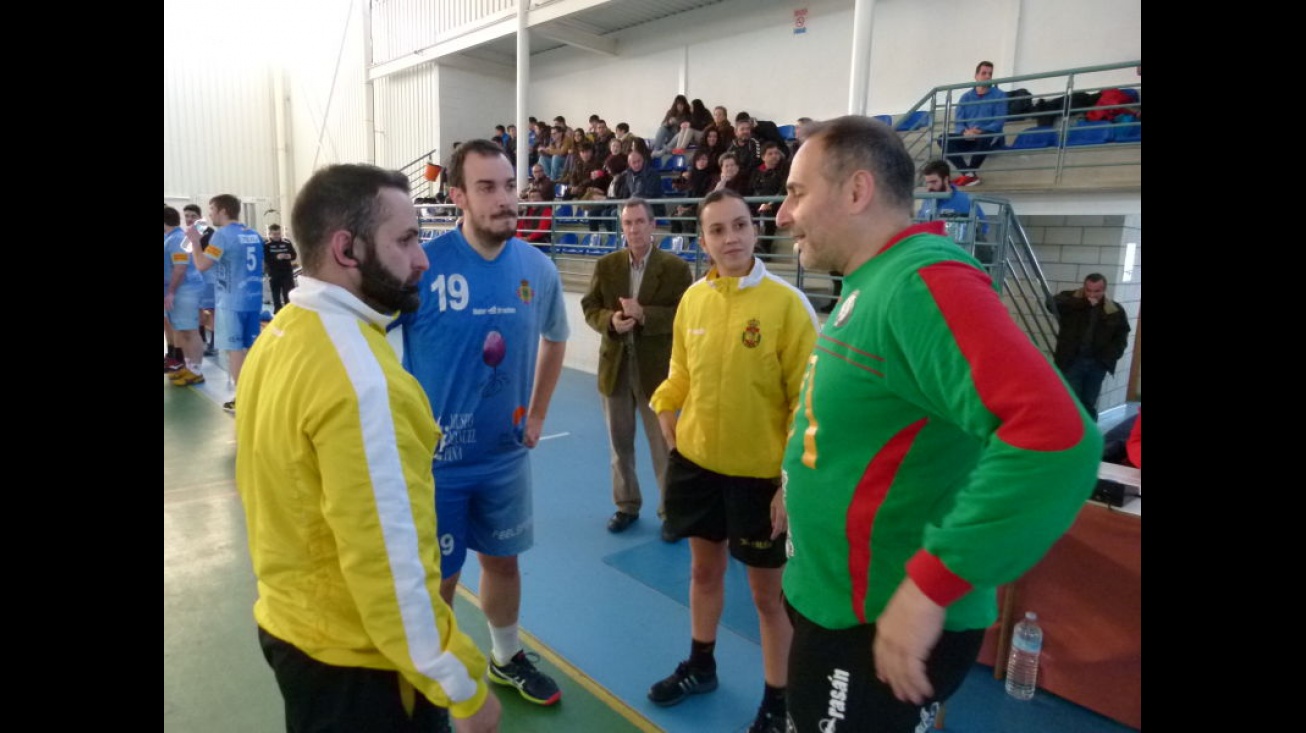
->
[563, 144, 604, 200]
[726, 119, 763, 177]
[540, 124, 574, 181]
[748, 142, 789, 253]
[590, 119, 616, 153]
[587, 152, 631, 233]
[710, 105, 735, 147]
[614, 122, 638, 155]
[689, 99, 714, 132]
[523, 162, 555, 201]
[657, 121, 703, 167]
[938, 60, 1009, 187]
[670, 149, 714, 235]
[916, 159, 988, 242]
[789, 116, 814, 157]
[652, 94, 692, 158]
[709, 152, 751, 197]
[699, 127, 728, 175]
[564, 127, 592, 178]
[516, 188, 555, 245]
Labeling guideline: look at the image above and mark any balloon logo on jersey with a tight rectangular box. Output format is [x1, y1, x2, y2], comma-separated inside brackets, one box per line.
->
[482, 329, 508, 397]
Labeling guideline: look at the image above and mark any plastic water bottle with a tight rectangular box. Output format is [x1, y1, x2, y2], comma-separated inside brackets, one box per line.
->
[1005, 611, 1043, 700]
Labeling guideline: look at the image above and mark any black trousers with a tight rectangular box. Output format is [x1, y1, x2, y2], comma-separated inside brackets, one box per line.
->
[258, 627, 451, 733]
[785, 600, 984, 733]
[269, 273, 296, 312]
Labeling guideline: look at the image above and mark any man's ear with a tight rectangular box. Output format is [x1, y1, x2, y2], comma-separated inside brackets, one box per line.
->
[847, 169, 876, 215]
[331, 230, 358, 267]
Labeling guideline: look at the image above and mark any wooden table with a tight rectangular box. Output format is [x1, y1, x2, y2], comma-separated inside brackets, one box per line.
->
[977, 464, 1142, 729]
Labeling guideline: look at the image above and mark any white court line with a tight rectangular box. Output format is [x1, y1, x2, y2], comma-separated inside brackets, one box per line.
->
[538, 432, 570, 441]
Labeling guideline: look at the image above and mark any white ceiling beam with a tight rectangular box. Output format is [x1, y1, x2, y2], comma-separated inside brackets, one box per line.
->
[534, 21, 617, 56]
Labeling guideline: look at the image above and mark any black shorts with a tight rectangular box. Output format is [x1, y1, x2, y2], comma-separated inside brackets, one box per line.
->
[258, 626, 451, 732]
[785, 599, 984, 733]
[662, 449, 786, 568]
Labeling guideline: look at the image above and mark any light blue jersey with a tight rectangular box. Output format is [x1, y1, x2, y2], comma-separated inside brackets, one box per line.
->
[400, 227, 569, 479]
[205, 223, 264, 311]
[164, 227, 205, 295]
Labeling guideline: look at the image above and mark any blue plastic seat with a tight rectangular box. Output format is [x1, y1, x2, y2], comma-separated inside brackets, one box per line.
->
[777, 124, 797, 140]
[553, 204, 572, 221]
[1010, 125, 1059, 149]
[1066, 120, 1113, 146]
[661, 177, 679, 195]
[872, 114, 893, 127]
[1113, 118, 1141, 143]
[895, 111, 932, 132]
[666, 155, 687, 172]
[554, 183, 567, 199]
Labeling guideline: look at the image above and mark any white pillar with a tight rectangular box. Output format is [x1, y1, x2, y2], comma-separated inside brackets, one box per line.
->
[847, 0, 876, 115]
[516, 0, 530, 190]
[363, 0, 376, 164]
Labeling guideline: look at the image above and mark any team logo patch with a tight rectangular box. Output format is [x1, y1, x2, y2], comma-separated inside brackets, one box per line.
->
[833, 290, 859, 328]
[517, 279, 533, 304]
[742, 318, 762, 348]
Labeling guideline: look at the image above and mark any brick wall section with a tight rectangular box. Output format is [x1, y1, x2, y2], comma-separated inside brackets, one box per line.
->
[1021, 214, 1142, 416]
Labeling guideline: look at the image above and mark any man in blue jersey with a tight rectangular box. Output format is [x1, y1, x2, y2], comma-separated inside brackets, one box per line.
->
[399, 139, 569, 707]
[938, 61, 1009, 187]
[188, 194, 264, 413]
[182, 204, 216, 355]
[164, 206, 208, 386]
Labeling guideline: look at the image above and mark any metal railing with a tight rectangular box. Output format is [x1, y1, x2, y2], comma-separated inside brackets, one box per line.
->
[894, 60, 1141, 186]
[398, 147, 442, 198]
[415, 192, 1059, 354]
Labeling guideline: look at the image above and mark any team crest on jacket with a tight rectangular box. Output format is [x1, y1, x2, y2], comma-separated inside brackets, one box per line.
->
[517, 279, 533, 304]
[742, 319, 762, 348]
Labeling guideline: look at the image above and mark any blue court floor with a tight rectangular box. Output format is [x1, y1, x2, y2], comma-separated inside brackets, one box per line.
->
[164, 291, 1140, 732]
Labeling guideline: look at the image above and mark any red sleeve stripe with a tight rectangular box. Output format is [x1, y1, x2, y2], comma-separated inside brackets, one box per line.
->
[814, 345, 884, 377]
[918, 262, 1084, 451]
[906, 550, 973, 607]
[847, 417, 927, 623]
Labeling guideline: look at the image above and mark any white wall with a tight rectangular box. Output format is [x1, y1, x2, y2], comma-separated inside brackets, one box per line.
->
[164, 0, 1142, 213]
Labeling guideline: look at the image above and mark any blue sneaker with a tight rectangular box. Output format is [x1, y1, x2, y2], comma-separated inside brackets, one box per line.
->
[488, 650, 561, 706]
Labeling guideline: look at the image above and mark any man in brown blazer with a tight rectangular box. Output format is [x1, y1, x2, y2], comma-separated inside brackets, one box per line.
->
[581, 198, 694, 540]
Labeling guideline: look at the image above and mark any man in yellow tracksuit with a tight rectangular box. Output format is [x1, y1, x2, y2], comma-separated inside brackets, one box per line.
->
[234, 163, 500, 732]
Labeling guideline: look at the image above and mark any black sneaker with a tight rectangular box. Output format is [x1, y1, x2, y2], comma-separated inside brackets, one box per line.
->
[487, 650, 561, 706]
[748, 706, 787, 733]
[222, 400, 236, 414]
[648, 660, 717, 706]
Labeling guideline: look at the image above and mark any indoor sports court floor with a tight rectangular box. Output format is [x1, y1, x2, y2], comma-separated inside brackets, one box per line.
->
[164, 292, 1138, 733]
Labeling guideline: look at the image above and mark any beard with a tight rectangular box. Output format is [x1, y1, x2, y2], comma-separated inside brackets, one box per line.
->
[357, 248, 421, 313]
[466, 209, 516, 247]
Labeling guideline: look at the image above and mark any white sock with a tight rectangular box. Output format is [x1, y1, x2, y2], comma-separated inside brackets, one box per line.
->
[185, 360, 203, 375]
[488, 623, 521, 666]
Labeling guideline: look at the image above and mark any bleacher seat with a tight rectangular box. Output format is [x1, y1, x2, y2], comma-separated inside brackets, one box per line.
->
[895, 111, 932, 132]
[872, 114, 893, 127]
[1010, 125, 1059, 150]
[659, 235, 688, 253]
[666, 155, 687, 172]
[777, 124, 797, 140]
[661, 177, 679, 195]
[1113, 117, 1141, 143]
[554, 183, 568, 200]
[553, 204, 573, 222]
[1066, 120, 1113, 146]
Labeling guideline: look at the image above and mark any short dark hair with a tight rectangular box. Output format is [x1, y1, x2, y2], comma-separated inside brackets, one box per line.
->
[553, 115, 566, 126]
[164, 205, 181, 227]
[976, 60, 995, 75]
[761, 141, 783, 154]
[697, 188, 748, 227]
[494, 124, 506, 133]
[717, 152, 739, 168]
[447, 139, 510, 190]
[183, 203, 202, 216]
[1084, 273, 1108, 286]
[921, 159, 951, 179]
[802, 115, 915, 212]
[589, 114, 600, 123]
[268, 223, 282, 232]
[735, 111, 751, 123]
[291, 163, 409, 273]
[209, 194, 241, 220]
[616, 122, 630, 133]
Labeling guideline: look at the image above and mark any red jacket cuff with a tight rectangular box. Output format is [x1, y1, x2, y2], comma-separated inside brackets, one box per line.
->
[906, 550, 972, 607]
